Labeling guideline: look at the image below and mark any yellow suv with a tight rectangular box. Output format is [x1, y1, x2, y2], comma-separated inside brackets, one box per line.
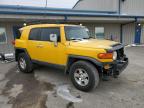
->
[14, 24, 128, 91]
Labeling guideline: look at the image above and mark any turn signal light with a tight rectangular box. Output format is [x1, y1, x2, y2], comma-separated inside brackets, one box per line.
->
[98, 53, 113, 59]
[11, 40, 15, 45]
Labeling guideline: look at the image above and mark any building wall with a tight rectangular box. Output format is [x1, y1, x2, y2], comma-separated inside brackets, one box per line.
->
[83, 23, 121, 42]
[74, 0, 144, 15]
[74, 0, 118, 12]
[84, 23, 144, 45]
[0, 22, 22, 53]
[121, 23, 144, 45]
[121, 0, 144, 15]
[122, 23, 135, 45]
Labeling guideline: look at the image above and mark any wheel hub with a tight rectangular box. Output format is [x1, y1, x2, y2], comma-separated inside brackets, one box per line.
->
[19, 58, 26, 69]
[74, 68, 89, 86]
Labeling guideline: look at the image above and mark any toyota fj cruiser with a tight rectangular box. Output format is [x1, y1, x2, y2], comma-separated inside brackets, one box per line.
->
[14, 24, 128, 92]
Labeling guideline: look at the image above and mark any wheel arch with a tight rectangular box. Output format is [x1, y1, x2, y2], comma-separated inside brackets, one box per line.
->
[65, 55, 103, 74]
[15, 48, 30, 61]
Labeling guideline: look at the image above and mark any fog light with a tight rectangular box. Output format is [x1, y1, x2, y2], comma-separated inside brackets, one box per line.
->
[104, 64, 110, 69]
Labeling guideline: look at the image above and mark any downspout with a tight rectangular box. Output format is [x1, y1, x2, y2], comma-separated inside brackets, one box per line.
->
[64, 16, 68, 22]
[120, 24, 123, 43]
[119, 0, 122, 43]
[118, 0, 121, 14]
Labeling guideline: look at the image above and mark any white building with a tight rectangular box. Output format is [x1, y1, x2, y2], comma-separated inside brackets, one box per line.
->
[0, 0, 144, 53]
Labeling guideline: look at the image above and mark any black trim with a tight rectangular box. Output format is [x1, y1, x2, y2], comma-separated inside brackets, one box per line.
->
[68, 55, 103, 66]
[65, 55, 104, 74]
[32, 59, 65, 70]
[103, 56, 128, 76]
[111, 44, 124, 51]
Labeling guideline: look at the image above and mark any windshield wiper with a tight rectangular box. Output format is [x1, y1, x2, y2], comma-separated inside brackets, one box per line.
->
[83, 37, 93, 39]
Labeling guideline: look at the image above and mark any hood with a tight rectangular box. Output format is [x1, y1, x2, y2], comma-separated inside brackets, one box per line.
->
[69, 39, 119, 49]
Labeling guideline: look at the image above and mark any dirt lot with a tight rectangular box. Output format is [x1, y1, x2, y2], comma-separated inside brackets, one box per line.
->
[0, 46, 144, 108]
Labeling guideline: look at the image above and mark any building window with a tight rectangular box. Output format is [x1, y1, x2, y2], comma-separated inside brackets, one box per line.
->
[95, 27, 105, 39]
[0, 28, 7, 44]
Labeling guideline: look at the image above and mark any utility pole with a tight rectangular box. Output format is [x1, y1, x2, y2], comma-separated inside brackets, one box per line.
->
[45, 0, 47, 7]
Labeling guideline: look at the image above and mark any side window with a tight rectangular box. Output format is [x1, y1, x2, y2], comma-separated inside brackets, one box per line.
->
[0, 27, 7, 44]
[41, 28, 60, 42]
[29, 28, 41, 41]
[13, 26, 22, 39]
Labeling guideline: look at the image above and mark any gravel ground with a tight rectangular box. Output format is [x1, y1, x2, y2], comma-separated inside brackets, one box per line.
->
[0, 46, 144, 108]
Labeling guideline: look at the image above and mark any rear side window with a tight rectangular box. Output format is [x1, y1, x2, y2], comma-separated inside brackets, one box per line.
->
[41, 28, 60, 42]
[13, 26, 22, 39]
[29, 28, 41, 40]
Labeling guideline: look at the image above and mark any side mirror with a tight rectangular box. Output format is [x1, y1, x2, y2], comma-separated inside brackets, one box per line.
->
[50, 34, 58, 46]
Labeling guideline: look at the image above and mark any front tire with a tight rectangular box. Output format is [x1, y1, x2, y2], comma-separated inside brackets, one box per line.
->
[70, 61, 99, 92]
[17, 53, 33, 73]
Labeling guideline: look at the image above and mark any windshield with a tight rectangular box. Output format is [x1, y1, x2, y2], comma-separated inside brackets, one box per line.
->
[65, 26, 90, 40]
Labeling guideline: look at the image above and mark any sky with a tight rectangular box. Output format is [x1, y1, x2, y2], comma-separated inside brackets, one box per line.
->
[0, 0, 79, 8]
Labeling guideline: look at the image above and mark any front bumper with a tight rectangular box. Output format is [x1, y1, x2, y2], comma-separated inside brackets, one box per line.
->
[103, 56, 129, 77]
[113, 57, 129, 76]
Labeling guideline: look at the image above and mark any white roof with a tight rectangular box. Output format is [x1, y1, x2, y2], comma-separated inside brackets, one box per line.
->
[0, 0, 78, 9]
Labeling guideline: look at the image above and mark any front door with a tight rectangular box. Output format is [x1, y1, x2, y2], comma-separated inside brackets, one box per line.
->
[27, 27, 65, 65]
[134, 24, 141, 44]
[27, 28, 43, 60]
[40, 27, 65, 65]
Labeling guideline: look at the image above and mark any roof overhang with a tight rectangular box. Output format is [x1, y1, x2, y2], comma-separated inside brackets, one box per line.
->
[0, 5, 144, 23]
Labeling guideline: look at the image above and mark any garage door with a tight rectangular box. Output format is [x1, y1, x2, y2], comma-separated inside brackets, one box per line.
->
[122, 23, 135, 45]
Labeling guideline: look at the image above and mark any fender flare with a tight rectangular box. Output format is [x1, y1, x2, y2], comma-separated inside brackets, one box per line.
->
[15, 47, 31, 61]
[65, 55, 103, 73]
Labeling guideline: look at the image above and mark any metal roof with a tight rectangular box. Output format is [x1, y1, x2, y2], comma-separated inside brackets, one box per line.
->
[0, 5, 144, 19]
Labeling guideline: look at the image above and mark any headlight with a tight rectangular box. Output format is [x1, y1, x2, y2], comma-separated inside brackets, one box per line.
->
[113, 51, 117, 60]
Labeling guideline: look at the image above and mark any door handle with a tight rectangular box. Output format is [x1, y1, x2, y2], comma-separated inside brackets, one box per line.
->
[36, 44, 43, 48]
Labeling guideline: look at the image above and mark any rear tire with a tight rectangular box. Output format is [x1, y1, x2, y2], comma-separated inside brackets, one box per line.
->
[17, 53, 33, 73]
[70, 61, 99, 92]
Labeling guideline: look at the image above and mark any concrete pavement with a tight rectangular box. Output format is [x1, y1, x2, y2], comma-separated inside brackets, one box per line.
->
[0, 46, 144, 108]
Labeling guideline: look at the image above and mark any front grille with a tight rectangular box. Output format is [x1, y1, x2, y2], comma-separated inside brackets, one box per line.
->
[111, 44, 124, 60]
[116, 48, 124, 60]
